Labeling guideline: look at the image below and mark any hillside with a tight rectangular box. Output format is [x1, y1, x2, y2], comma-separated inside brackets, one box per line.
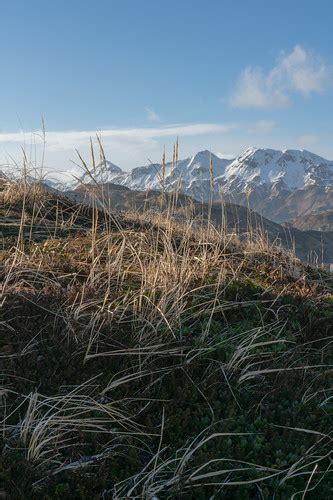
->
[65, 183, 333, 264]
[1, 181, 332, 498]
[290, 209, 333, 232]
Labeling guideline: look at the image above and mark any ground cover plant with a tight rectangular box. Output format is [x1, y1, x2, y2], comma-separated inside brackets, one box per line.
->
[0, 156, 332, 499]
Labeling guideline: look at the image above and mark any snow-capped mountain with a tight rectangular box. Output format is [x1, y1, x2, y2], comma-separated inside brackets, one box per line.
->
[72, 151, 232, 200]
[215, 148, 333, 221]
[0, 167, 64, 193]
[6, 146, 332, 223]
[79, 160, 124, 185]
[220, 147, 333, 192]
[70, 147, 333, 193]
[65, 147, 333, 220]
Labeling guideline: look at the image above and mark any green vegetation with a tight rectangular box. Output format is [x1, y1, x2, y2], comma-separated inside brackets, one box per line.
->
[0, 180, 332, 499]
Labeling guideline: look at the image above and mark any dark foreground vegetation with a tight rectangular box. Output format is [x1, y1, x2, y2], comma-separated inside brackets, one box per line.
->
[1, 180, 332, 499]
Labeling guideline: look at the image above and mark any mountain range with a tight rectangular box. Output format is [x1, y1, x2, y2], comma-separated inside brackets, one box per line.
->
[64, 147, 333, 223]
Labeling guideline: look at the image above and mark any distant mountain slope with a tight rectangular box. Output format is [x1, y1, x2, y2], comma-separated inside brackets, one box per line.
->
[289, 209, 333, 232]
[222, 147, 333, 190]
[62, 147, 333, 223]
[65, 183, 333, 264]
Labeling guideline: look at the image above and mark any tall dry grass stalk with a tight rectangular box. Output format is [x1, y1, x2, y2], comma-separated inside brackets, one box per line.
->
[1, 138, 331, 498]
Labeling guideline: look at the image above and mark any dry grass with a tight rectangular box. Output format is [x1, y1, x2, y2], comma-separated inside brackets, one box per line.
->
[0, 144, 332, 498]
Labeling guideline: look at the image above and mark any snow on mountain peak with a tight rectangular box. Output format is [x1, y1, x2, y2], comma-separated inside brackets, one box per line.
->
[79, 160, 125, 185]
[224, 147, 333, 190]
[15, 146, 332, 206]
[188, 149, 211, 165]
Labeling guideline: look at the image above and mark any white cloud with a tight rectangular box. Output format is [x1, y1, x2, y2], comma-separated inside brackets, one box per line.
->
[247, 120, 276, 134]
[0, 122, 234, 177]
[145, 107, 160, 122]
[231, 67, 291, 108]
[230, 45, 332, 109]
[0, 123, 232, 149]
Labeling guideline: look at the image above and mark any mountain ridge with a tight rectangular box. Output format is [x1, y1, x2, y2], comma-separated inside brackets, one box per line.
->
[3, 146, 333, 223]
[69, 147, 333, 222]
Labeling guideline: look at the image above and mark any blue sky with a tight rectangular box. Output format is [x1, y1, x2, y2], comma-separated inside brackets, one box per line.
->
[1, 0, 333, 176]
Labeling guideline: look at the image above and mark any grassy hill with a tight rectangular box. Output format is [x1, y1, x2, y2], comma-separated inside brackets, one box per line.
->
[66, 183, 333, 264]
[1, 181, 332, 499]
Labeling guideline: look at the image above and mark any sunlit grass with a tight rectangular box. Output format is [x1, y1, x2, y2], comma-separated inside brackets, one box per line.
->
[0, 142, 332, 498]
